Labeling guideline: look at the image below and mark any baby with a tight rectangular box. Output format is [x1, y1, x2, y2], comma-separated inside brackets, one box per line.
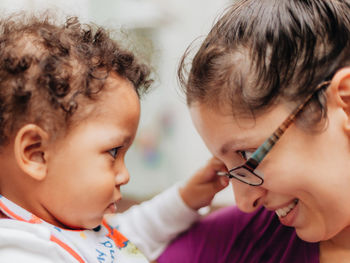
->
[0, 13, 228, 262]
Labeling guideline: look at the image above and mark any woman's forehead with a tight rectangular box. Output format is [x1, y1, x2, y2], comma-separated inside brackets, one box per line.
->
[191, 101, 289, 127]
[190, 102, 290, 150]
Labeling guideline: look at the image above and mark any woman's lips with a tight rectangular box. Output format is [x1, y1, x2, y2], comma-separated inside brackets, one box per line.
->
[276, 199, 299, 227]
[275, 199, 299, 218]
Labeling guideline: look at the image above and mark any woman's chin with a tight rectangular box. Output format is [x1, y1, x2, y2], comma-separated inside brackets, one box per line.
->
[295, 227, 325, 243]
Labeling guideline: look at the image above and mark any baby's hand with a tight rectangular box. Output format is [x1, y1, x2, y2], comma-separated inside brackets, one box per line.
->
[179, 157, 229, 211]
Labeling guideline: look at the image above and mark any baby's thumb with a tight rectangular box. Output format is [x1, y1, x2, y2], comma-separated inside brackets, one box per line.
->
[210, 175, 229, 194]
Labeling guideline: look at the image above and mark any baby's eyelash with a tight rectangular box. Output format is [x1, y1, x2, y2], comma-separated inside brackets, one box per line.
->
[108, 146, 123, 159]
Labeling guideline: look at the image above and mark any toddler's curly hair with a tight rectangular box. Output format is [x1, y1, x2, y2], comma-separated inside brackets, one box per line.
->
[0, 13, 152, 147]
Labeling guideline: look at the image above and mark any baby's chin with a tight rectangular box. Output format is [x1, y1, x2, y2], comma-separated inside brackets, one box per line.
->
[82, 218, 104, 230]
[58, 215, 104, 231]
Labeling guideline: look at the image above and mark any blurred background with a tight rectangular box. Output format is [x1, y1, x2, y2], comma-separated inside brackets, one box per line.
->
[0, 0, 234, 208]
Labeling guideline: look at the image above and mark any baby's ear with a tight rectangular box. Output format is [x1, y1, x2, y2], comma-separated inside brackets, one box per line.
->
[329, 67, 350, 130]
[14, 124, 49, 181]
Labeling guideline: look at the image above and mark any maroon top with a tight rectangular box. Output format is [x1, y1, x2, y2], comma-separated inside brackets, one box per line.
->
[158, 206, 319, 263]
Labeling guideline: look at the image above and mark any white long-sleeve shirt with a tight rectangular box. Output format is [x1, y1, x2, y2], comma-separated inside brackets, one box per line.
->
[109, 185, 200, 260]
[0, 185, 199, 262]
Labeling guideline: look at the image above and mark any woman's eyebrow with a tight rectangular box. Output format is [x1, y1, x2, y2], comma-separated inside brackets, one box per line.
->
[220, 138, 248, 155]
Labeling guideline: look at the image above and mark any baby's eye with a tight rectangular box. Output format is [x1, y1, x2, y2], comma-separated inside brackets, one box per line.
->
[238, 150, 254, 161]
[108, 146, 122, 159]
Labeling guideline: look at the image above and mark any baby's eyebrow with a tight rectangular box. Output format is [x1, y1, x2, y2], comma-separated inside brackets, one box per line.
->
[123, 136, 132, 145]
[112, 135, 133, 146]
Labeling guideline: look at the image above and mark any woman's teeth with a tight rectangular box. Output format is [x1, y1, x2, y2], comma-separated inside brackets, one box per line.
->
[275, 199, 299, 218]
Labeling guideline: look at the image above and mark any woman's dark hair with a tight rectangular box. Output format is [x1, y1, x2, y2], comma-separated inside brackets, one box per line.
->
[179, 0, 350, 127]
[0, 13, 153, 146]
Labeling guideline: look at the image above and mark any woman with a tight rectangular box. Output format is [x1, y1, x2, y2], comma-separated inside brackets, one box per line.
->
[158, 0, 350, 262]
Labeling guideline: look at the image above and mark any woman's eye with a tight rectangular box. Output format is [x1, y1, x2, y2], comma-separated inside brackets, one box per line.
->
[238, 150, 254, 160]
[108, 147, 122, 159]
[236, 173, 247, 178]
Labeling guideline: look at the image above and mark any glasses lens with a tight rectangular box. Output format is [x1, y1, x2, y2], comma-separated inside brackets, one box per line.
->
[230, 167, 263, 186]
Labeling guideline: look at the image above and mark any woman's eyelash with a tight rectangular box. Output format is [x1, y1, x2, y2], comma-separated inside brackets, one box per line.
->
[237, 150, 254, 160]
[108, 146, 122, 159]
[237, 150, 247, 160]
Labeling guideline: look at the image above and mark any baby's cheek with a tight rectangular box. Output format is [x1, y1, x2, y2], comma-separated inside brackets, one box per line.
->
[97, 177, 116, 199]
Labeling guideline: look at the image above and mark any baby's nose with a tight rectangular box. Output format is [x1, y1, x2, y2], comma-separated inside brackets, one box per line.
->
[115, 165, 130, 186]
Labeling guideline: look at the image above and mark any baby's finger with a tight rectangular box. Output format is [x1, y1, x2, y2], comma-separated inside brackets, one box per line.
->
[199, 174, 230, 196]
[202, 158, 227, 179]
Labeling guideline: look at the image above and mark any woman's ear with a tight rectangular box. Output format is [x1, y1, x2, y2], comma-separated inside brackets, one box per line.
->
[14, 124, 49, 181]
[329, 67, 350, 130]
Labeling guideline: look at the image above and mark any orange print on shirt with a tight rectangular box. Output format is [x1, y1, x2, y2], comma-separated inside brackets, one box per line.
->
[102, 219, 128, 248]
[28, 214, 43, 224]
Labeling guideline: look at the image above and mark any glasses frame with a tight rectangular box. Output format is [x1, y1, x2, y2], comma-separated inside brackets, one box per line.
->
[218, 80, 330, 186]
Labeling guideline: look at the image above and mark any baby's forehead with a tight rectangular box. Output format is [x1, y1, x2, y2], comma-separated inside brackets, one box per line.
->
[70, 72, 138, 117]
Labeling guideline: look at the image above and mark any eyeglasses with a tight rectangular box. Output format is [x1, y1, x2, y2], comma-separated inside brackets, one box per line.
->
[217, 80, 330, 186]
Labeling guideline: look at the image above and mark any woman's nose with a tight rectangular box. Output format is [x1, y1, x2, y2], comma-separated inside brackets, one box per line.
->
[231, 180, 266, 213]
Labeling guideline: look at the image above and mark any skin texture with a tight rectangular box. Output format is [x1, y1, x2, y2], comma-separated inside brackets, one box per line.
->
[189, 68, 350, 260]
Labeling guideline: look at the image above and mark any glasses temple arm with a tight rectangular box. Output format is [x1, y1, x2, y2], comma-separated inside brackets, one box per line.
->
[247, 81, 331, 169]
